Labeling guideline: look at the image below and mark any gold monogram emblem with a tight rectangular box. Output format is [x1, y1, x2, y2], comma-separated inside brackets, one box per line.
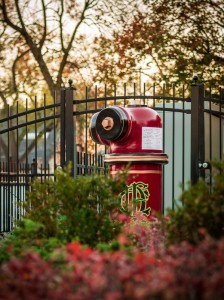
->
[120, 181, 151, 216]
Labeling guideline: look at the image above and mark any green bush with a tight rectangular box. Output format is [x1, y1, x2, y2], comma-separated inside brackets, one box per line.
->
[25, 165, 127, 246]
[0, 218, 64, 263]
[0, 165, 128, 262]
[166, 158, 224, 245]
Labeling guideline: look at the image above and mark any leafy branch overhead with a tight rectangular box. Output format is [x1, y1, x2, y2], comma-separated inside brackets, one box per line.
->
[93, 0, 224, 85]
[0, 0, 137, 104]
[0, 0, 99, 100]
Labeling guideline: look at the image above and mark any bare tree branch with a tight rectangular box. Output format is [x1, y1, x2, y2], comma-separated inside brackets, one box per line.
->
[56, 0, 94, 88]
[12, 49, 30, 96]
[39, 0, 47, 49]
[0, 136, 8, 157]
[0, 90, 7, 106]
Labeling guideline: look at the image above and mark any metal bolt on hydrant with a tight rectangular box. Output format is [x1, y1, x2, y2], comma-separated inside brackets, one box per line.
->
[90, 105, 168, 216]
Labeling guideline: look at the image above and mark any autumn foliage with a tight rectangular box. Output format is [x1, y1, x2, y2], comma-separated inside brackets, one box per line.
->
[0, 236, 224, 300]
[0, 158, 224, 299]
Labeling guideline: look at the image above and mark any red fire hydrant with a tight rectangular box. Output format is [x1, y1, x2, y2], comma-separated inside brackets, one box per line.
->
[90, 105, 168, 216]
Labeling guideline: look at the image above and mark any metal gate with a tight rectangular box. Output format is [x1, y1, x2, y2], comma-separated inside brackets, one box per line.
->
[0, 78, 223, 231]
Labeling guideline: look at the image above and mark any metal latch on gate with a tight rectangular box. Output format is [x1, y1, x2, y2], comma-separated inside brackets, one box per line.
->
[198, 162, 210, 169]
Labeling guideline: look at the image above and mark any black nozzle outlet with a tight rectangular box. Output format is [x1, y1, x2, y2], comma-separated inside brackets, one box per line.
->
[96, 106, 128, 141]
[90, 112, 104, 144]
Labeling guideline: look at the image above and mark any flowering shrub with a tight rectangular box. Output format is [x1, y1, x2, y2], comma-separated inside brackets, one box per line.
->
[0, 236, 224, 299]
[120, 212, 167, 254]
[0, 252, 62, 300]
[1, 159, 224, 299]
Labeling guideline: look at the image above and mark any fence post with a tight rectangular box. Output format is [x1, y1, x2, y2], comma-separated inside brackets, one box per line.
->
[31, 158, 37, 178]
[60, 80, 76, 176]
[191, 76, 205, 184]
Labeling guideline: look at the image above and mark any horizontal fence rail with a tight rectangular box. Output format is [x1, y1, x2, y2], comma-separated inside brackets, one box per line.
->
[0, 81, 224, 232]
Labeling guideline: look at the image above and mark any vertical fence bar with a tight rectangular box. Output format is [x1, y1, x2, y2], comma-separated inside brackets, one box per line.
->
[182, 85, 185, 192]
[60, 82, 75, 175]
[207, 87, 212, 186]
[104, 84, 107, 156]
[16, 101, 20, 222]
[172, 84, 175, 208]
[153, 83, 155, 107]
[208, 87, 212, 162]
[43, 95, 47, 177]
[94, 85, 98, 168]
[0, 112, 1, 208]
[25, 99, 29, 192]
[60, 89, 66, 168]
[66, 90, 75, 176]
[34, 96, 37, 166]
[114, 84, 116, 105]
[219, 88, 222, 160]
[66, 83, 75, 176]
[0, 162, 1, 230]
[53, 92, 56, 172]
[7, 105, 10, 231]
[71, 87, 78, 177]
[143, 83, 146, 106]
[134, 83, 136, 102]
[85, 86, 88, 175]
[162, 83, 166, 213]
[191, 77, 205, 184]
[124, 83, 127, 107]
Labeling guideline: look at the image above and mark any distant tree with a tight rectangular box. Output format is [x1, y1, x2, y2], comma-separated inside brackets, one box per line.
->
[0, 0, 137, 161]
[94, 0, 224, 86]
[0, 0, 100, 104]
[0, 0, 139, 104]
[0, 0, 98, 161]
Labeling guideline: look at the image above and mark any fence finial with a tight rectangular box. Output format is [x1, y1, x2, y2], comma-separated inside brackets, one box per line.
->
[192, 75, 198, 85]
[68, 79, 76, 90]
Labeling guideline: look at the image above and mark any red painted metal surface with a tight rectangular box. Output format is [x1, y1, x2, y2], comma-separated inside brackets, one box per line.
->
[109, 105, 162, 154]
[90, 105, 168, 215]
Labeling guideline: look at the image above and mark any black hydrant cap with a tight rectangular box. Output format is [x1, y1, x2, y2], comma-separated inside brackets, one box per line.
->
[96, 106, 128, 141]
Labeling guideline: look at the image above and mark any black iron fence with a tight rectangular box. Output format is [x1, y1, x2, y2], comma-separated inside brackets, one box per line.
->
[0, 79, 223, 231]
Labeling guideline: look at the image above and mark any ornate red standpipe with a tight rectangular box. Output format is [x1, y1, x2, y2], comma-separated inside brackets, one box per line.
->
[90, 105, 168, 216]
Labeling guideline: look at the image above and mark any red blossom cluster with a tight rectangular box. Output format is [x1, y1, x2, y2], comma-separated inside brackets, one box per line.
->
[0, 235, 224, 300]
[121, 212, 168, 254]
